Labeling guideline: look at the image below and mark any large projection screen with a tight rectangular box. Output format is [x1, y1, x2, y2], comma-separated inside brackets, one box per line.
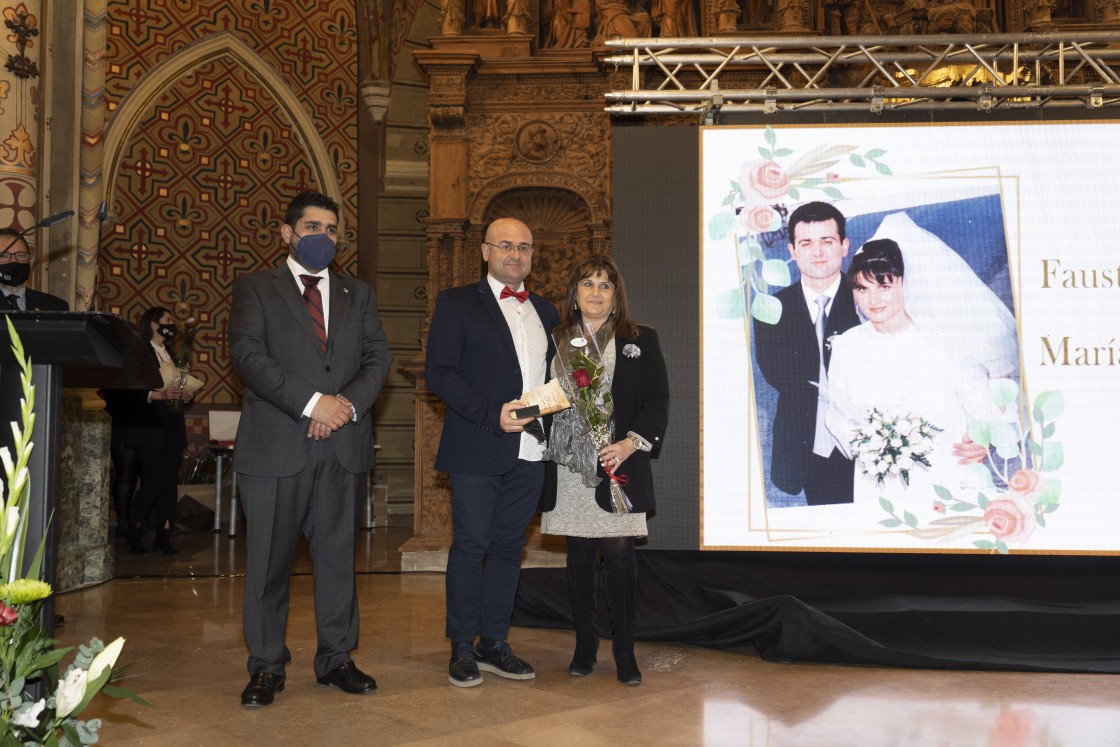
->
[699, 119, 1120, 555]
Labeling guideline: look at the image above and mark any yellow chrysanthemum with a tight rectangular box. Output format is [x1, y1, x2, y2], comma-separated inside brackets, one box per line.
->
[0, 578, 52, 604]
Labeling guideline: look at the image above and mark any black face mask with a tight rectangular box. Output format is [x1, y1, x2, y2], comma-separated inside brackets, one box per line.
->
[0, 262, 30, 287]
[156, 323, 177, 341]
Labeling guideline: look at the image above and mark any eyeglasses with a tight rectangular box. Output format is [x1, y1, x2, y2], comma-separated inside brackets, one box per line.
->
[484, 241, 533, 255]
[0, 252, 31, 262]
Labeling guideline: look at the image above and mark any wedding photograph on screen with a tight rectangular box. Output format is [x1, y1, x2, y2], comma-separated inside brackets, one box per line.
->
[700, 120, 1120, 555]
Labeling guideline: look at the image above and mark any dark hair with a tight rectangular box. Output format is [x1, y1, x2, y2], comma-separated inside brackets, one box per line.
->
[284, 192, 339, 228]
[0, 229, 28, 255]
[847, 239, 905, 288]
[787, 201, 847, 243]
[557, 255, 640, 339]
[138, 306, 171, 343]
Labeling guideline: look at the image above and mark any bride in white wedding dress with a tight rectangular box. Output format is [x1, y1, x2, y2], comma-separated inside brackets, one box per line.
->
[825, 229, 1012, 515]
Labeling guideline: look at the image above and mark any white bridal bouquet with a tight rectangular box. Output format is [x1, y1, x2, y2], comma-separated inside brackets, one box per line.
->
[851, 409, 942, 487]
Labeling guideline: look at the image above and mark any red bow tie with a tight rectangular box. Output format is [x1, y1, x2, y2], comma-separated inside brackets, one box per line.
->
[500, 287, 529, 303]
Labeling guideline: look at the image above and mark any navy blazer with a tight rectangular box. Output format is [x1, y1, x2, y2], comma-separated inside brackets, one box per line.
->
[540, 325, 669, 515]
[753, 279, 860, 495]
[426, 278, 559, 476]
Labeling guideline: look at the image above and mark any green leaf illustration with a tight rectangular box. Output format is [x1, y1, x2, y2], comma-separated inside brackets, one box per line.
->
[760, 258, 792, 288]
[865, 148, 887, 158]
[1033, 390, 1064, 422]
[849, 153, 865, 167]
[788, 186, 801, 200]
[879, 497, 894, 513]
[876, 162, 893, 175]
[1027, 438, 1042, 457]
[933, 485, 952, 501]
[731, 180, 742, 192]
[758, 146, 773, 160]
[1037, 477, 1061, 506]
[988, 378, 1019, 408]
[1041, 442, 1064, 471]
[1042, 422, 1056, 439]
[1037, 514, 1047, 528]
[773, 148, 794, 157]
[903, 511, 918, 528]
[974, 540, 995, 551]
[717, 288, 746, 319]
[977, 492, 989, 509]
[750, 292, 782, 324]
[880, 518, 902, 528]
[967, 421, 992, 447]
[995, 540, 1009, 555]
[950, 502, 975, 512]
[764, 126, 776, 146]
[988, 421, 1020, 457]
[709, 211, 735, 241]
[722, 193, 736, 206]
[822, 186, 844, 199]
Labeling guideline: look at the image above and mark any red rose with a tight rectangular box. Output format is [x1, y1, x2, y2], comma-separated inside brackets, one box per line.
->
[573, 368, 592, 389]
[0, 602, 16, 626]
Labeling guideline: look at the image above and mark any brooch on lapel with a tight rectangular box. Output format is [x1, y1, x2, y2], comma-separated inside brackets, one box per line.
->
[622, 343, 641, 359]
[342, 287, 350, 294]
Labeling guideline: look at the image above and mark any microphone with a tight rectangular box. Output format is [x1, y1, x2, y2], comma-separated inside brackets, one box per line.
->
[1, 210, 75, 254]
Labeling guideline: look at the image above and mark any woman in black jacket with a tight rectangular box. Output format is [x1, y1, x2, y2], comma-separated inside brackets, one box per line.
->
[118, 306, 192, 555]
[541, 256, 670, 685]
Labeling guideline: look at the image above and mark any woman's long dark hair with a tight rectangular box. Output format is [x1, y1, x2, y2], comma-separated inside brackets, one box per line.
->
[557, 255, 640, 340]
[138, 306, 171, 343]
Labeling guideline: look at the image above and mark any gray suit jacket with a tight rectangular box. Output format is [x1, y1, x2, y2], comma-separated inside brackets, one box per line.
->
[230, 264, 392, 477]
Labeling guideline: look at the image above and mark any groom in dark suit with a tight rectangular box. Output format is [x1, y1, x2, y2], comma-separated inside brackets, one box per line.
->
[425, 217, 559, 687]
[231, 192, 392, 706]
[754, 202, 860, 505]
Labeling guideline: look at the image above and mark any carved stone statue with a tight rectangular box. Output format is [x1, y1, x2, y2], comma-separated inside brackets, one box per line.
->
[440, 0, 465, 35]
[1025, 0, 1059, 28]
[472, 0, 504, 28]
[717, 0, 740, 31]
[652, 0, 698, 36]
[505, 0, 531, 32]
[1099, 0, 1120, 22]
[884, 0, 929, 33]
[777, 0, 811, 30]
[928, 0, 978, 32]
[592, 0, 653, 44]
[823, 0, 860, 34]
[545, 0, 592, 47]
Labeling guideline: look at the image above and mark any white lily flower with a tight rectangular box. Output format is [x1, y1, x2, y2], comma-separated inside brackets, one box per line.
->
[55, 667, 88, 718]
[88, 636, 126, 682]
[11, 698, 46, 728]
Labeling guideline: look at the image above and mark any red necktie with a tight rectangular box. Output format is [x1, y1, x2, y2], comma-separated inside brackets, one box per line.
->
[299, 275, 328, 353]
[500, 287, 529, 303]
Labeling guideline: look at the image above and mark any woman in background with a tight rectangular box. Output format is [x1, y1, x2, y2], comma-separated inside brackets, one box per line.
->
[120, 306, 192, 555]
[542, 256, 670, 685]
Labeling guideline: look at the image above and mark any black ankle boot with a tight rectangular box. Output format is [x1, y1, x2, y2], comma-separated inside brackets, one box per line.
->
[603, 564, 641, 685]
[126, 525, 147, 554]
[154, 529, 178, 556]
[567, 564, 599, 676]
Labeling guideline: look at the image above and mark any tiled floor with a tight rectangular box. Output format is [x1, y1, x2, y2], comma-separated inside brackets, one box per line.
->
[56, 526, 1120, 746]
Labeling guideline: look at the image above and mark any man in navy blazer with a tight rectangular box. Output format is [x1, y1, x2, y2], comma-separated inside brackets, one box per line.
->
[231, 192, 392, 707]
[425, 217, 559, 687]
[754, 202, 860, 505]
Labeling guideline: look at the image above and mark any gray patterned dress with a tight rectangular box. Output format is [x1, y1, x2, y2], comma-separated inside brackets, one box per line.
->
[541, 340, 648, 538]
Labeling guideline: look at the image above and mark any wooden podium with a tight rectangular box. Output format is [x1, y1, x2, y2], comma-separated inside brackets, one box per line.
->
[0, 312, 159, 633]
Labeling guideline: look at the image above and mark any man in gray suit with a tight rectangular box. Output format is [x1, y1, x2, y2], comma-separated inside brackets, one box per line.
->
[231, 192, 392, 707]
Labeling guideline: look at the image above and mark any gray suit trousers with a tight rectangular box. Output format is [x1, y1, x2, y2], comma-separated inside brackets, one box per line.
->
[240, 438, 362, 678]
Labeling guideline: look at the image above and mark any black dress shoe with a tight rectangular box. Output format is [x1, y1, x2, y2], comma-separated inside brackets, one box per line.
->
[448, 641, 482, 688]
[474, 638, 535, 680]
[316, 661, 377, 694]
[240, 672, 285, 707]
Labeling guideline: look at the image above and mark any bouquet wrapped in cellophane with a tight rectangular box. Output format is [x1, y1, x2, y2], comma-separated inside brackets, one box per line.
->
[545, 320, 632, 513]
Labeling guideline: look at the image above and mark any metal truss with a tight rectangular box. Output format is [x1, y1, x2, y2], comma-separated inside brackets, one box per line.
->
[603, 32, 1120, 120]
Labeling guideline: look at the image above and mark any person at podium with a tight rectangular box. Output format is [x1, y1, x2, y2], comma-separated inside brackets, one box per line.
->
[0, 228, 69, 311]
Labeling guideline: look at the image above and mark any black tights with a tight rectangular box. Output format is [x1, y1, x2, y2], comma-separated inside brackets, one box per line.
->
[566, 535, 636, 571]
